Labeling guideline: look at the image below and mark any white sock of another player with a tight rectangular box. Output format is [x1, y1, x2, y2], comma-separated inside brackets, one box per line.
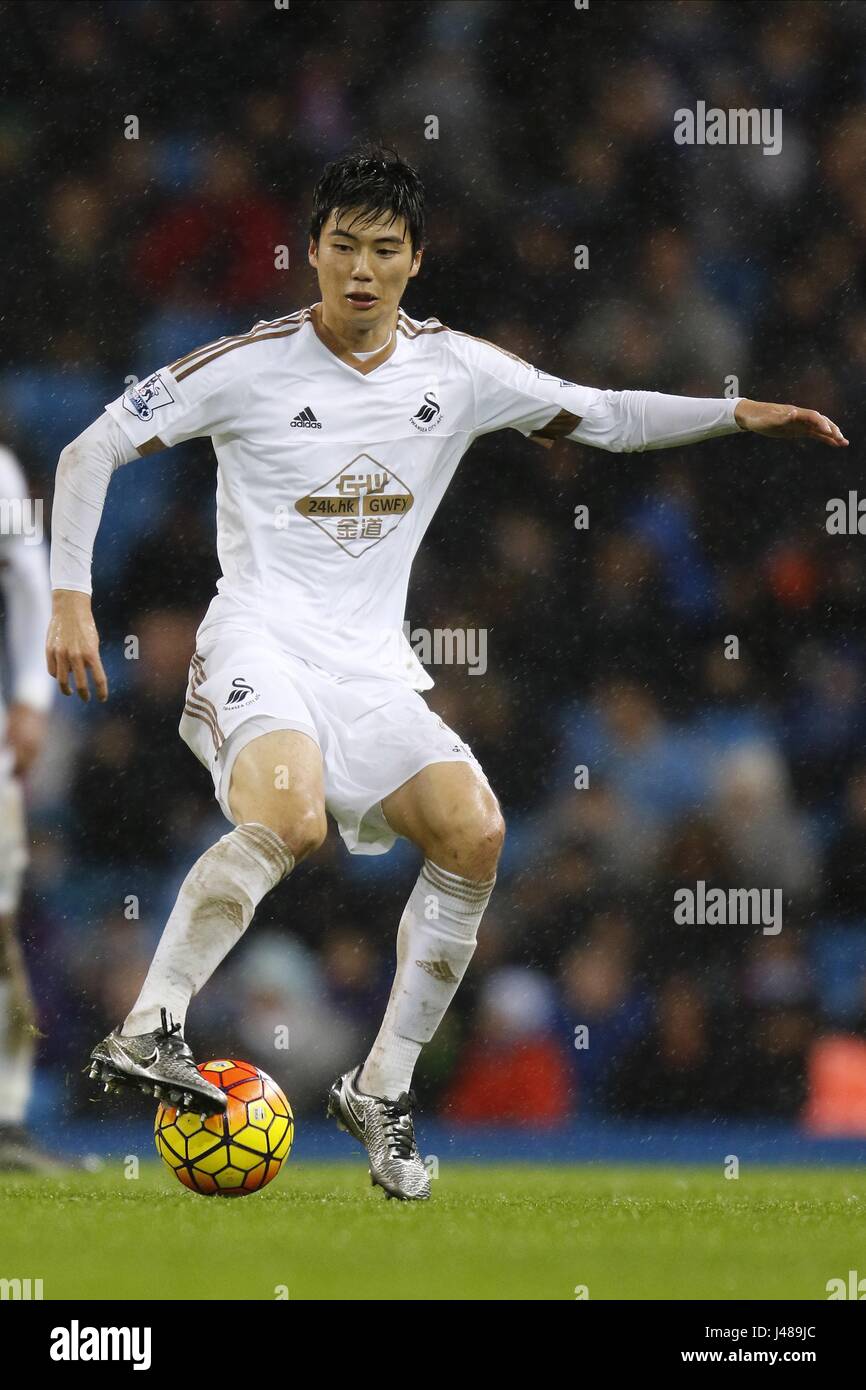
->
[122, 823, 294, 1037]
[359, 858, 497, 1099]
[0, 981, 34, 1125]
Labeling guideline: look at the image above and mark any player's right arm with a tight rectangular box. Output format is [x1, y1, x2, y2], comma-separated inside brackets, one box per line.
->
[47, 340, 255, 702]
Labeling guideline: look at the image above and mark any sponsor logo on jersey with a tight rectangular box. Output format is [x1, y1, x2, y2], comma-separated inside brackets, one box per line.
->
[295, 454, 415, 557]
[122, 372, 175, 422]
[290, 406, 322, 428]
[223, 677, 259, 709]
[410, 390, 443, 433]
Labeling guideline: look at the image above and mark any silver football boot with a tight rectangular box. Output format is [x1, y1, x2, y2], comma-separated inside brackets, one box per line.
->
[88, 1008, 227, 1117]
[327, 1065, 431, 1201]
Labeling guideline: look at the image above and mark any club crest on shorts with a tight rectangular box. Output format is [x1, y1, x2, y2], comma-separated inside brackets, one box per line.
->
[295, 453, 414, 557]
[223, 677, 259, 710]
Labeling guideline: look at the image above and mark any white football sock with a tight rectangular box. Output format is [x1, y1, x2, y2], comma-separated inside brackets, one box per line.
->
[0, 980, 33, 1125]
[359, 858, 497, 1099]
[122, 823, 294, 1036]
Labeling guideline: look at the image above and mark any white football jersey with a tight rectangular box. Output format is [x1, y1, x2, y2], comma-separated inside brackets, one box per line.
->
[101, 303, 642, 688]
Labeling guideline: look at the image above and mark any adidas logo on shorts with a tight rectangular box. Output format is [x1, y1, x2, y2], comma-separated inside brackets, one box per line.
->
[290, 407, 322, 428]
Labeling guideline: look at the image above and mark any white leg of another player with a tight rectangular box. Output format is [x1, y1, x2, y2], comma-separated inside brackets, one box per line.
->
[0, 929, 36, 1127]
[0, 779, 34, 1127]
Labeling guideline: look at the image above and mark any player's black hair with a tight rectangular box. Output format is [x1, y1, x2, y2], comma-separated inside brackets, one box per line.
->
[309, 142, 425, 255]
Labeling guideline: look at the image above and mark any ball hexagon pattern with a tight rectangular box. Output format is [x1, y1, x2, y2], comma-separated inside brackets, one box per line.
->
[155, 1059, 293, 1196]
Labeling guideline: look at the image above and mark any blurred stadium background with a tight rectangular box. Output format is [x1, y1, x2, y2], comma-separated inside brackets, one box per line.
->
[2, 0, 866, 1161]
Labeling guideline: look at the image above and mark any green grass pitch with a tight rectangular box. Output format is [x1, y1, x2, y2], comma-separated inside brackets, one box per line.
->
[1, 1162, 864, 1300]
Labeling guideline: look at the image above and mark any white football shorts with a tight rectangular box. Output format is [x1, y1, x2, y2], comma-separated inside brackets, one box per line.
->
[178, 622, 486, 855]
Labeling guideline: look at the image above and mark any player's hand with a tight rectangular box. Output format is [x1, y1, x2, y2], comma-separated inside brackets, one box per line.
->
[45, 589, 109, 703]
[5, 703, 48, 777]
[734, 399, 848, 447]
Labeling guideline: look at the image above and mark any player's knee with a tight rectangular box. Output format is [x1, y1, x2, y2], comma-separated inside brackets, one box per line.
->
[269, 806, 328, 863]
[472, 806, 506, 872]
[433, 803, 505, 879]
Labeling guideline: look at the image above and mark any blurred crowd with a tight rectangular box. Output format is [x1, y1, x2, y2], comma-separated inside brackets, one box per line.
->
[2, 0, 866, 1132]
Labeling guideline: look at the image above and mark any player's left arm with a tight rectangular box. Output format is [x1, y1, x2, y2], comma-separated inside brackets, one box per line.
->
[457, 336, 848, 452]
[533, 392, 848, 452]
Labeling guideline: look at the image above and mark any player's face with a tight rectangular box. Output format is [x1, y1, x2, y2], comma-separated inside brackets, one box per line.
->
[308, 208, 422, 333]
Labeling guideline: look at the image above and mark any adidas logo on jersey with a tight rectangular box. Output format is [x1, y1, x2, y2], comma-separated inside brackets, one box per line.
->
[290, 407, 322, 428]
